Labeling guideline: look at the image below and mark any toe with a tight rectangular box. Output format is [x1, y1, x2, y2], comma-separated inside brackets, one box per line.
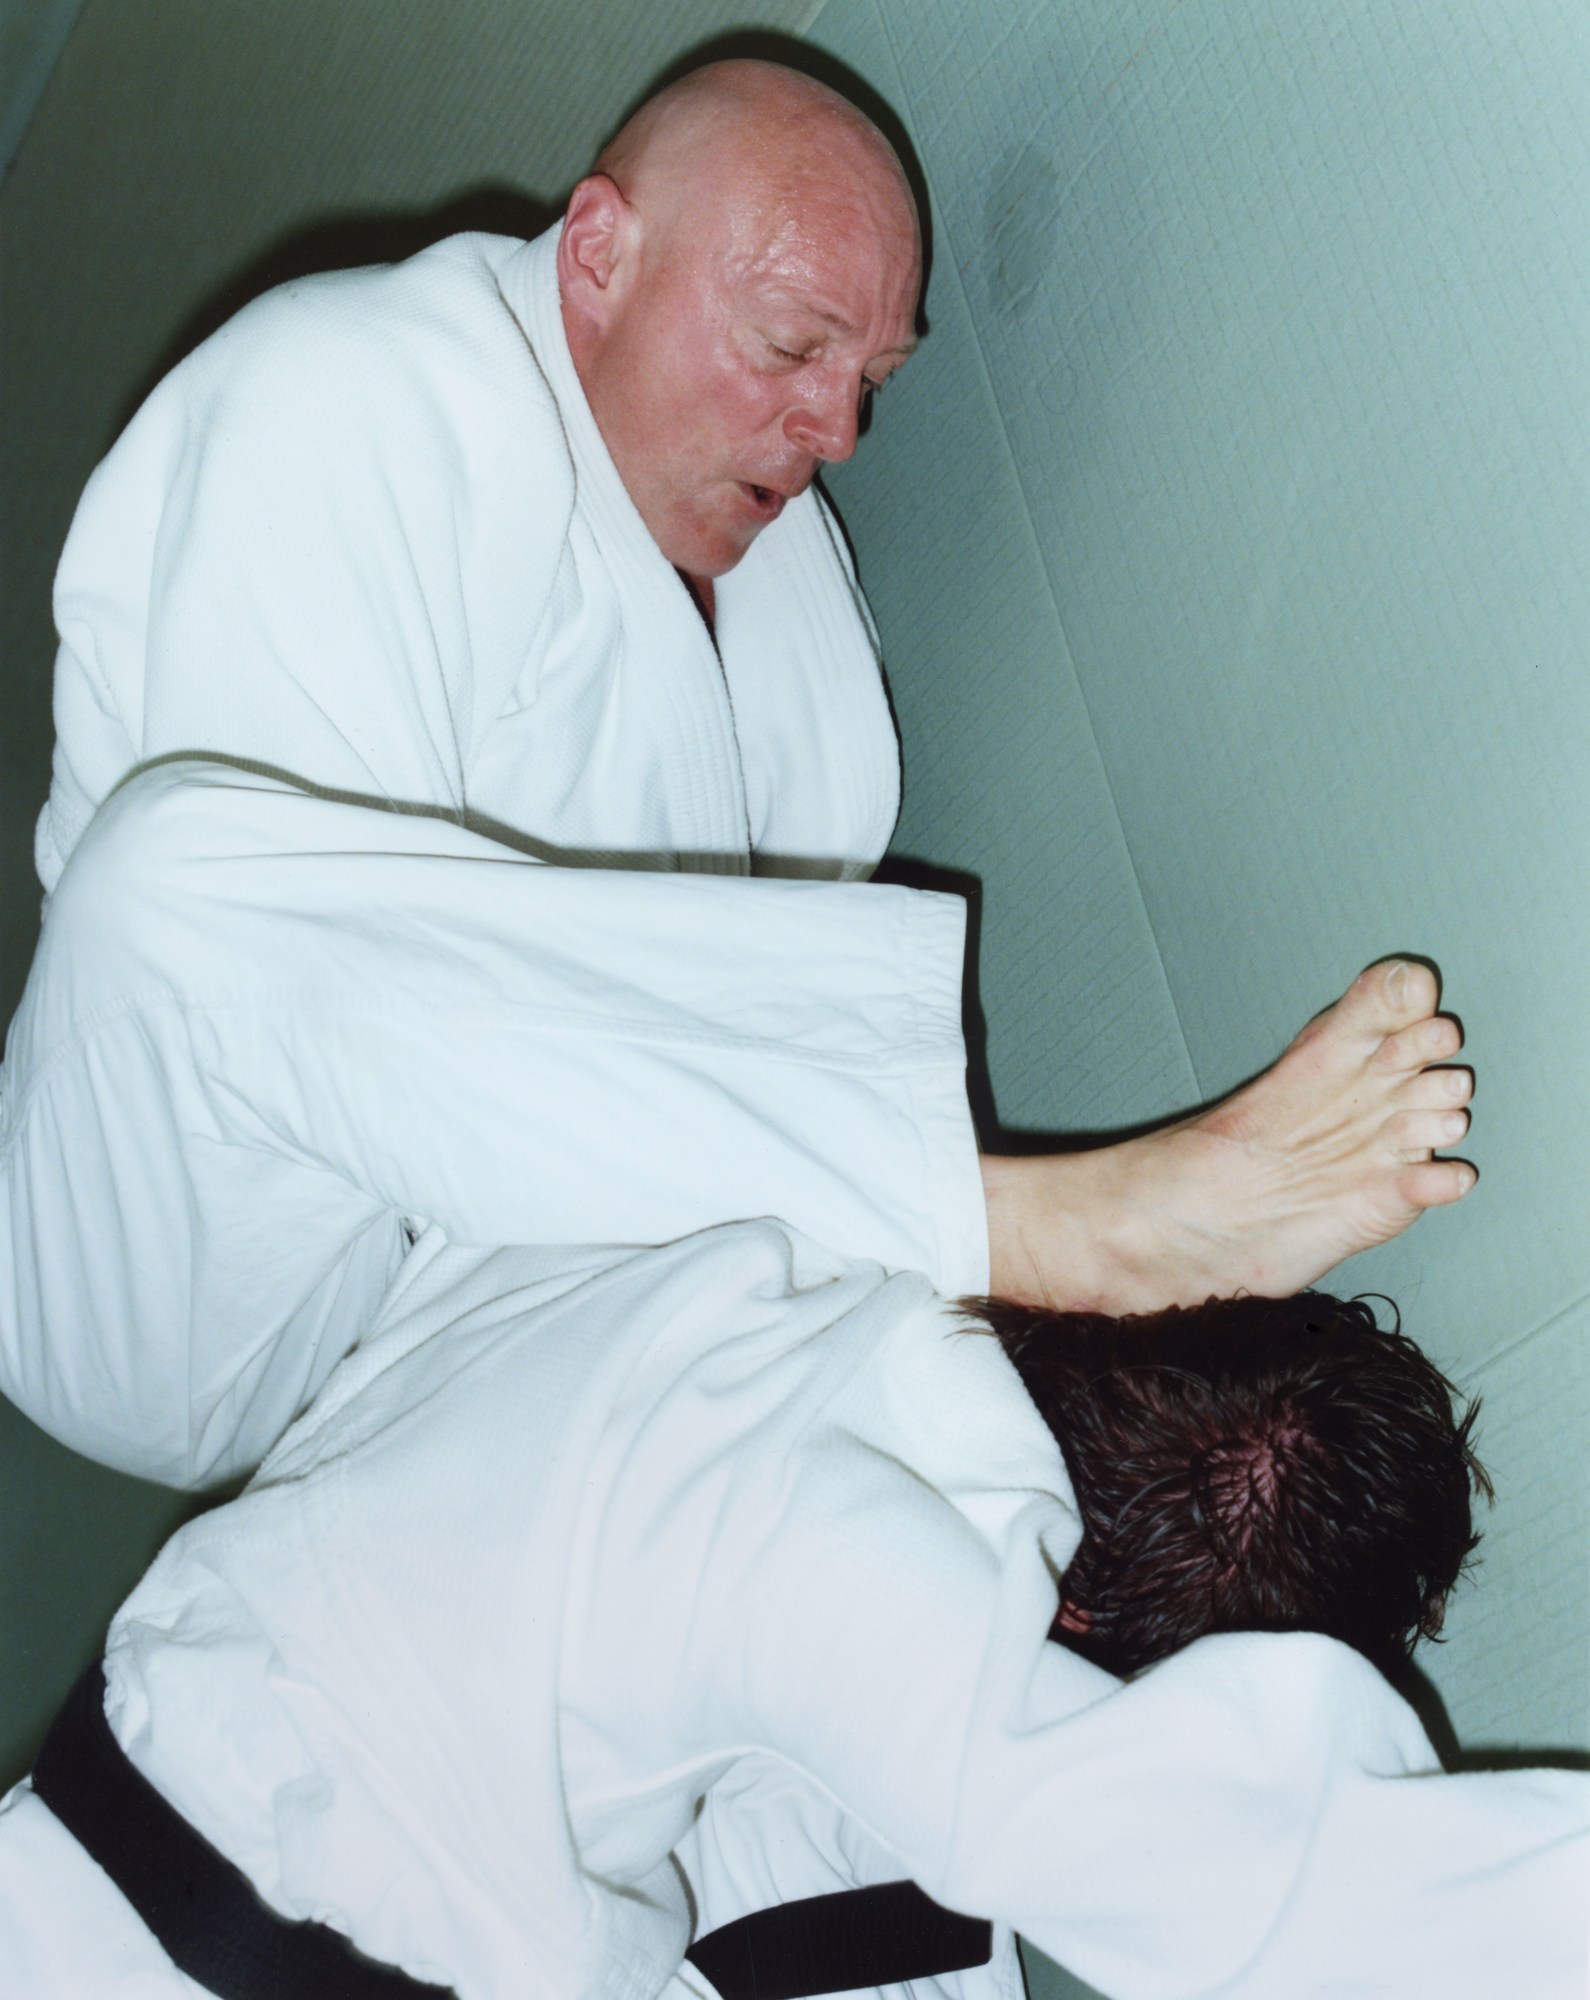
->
[1393, 1107, 1470, 1157]
[1398, 1065, 1474, 1111]
[1360, 957, 1439, 1031]
[1372, 1011, 1463, 1074]
[1400, 1157, 1478, 1210]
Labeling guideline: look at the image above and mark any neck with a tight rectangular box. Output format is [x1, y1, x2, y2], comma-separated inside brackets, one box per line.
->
[680, 570, 716, 632]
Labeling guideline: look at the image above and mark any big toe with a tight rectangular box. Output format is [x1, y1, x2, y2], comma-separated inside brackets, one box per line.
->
[1340, 957, 1439, 1037]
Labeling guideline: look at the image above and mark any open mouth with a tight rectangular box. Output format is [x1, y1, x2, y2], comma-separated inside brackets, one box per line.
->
[741, 483, 786, 521]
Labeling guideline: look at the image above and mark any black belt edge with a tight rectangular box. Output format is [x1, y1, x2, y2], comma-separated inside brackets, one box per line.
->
[32, 1661, 454, 2000]
[34, 1660, 992, 2000]
[686, 1875, 994, 1999]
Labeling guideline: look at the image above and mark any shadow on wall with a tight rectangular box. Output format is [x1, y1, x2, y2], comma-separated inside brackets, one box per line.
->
[124, 20, 940, 438]
[1380, 1650, 1590, 1778]
[121, 184, 561, 439]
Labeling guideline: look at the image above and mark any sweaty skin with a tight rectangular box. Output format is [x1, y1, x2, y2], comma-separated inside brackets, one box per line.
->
[558, 62, 921, 609]
[559, 63, 1476, 1311]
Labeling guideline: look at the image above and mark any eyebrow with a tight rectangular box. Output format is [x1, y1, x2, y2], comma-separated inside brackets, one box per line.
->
[771, 298, 920, 358]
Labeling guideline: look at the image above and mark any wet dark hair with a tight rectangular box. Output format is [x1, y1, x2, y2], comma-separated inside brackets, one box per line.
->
[966, 1291, 1491, 1679]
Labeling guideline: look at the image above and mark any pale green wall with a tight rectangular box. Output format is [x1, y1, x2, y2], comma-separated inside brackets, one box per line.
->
[2, 6, 1584, 1995]
[812, 0, 1588, 1743]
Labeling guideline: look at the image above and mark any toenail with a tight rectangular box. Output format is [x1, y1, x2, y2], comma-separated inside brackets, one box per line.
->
[1443, 1113, 1467, 1141]
[1385, 962, 1410, 1005]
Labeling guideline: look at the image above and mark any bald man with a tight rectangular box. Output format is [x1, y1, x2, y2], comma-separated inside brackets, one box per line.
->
[3, 61, 1474, 1486]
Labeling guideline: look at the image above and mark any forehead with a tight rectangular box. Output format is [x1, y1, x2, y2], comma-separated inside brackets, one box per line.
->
[712, 155, 921, 344]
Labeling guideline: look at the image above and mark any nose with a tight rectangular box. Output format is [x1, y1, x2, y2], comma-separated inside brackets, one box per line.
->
[784, 376, 862, 463]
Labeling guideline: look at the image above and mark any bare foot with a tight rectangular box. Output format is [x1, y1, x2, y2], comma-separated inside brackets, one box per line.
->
[981, 960, 1476, 1313]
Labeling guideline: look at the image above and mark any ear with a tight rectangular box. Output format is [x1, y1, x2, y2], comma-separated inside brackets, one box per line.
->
[557, 174, 638, 336]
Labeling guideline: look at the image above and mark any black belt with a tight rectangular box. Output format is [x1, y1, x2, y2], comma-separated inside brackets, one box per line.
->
[686, 1878, 993, 1998]
[33, 1662, 450, 1999]
[34, 1662, 992, 1999]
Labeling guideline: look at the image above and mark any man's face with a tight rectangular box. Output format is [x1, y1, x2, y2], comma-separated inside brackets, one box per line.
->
[576, 157, 921, 579]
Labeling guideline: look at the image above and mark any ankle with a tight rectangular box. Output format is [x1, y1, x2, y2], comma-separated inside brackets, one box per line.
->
[979, 1151, 1121, 1311]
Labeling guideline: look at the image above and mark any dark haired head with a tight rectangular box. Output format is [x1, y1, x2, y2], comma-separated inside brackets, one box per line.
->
[966, 1291, 1491, 1678]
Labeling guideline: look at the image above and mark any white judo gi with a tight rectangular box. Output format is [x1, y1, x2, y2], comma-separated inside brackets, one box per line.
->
[1, 222, 986, 1488]
[1, 1222, 1584, 1999]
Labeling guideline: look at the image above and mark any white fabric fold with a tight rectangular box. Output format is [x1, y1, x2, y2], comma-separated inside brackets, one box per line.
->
[2, 763, 986, 1486]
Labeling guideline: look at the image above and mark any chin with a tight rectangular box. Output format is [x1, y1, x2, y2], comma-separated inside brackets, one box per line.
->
[654, 486, 774, 580]
[673, 530, 761, 582]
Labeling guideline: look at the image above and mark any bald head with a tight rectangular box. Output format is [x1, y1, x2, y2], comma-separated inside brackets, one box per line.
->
[595, 60, 918, 246]
[557, 60, 922, 581]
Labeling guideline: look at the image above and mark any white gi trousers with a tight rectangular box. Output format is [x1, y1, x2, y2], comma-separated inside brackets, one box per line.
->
[0, 761, 986, 1486]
